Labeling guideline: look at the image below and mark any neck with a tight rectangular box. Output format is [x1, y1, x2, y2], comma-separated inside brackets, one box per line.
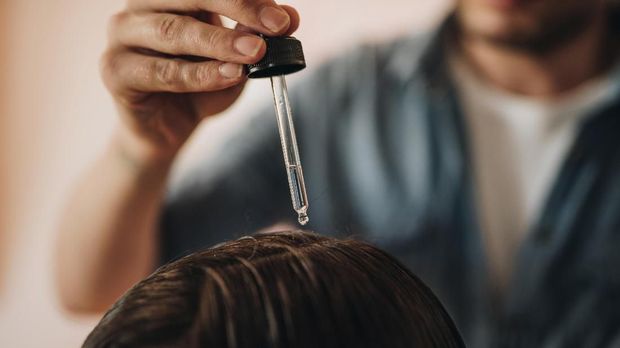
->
[458, 10, 614, 98]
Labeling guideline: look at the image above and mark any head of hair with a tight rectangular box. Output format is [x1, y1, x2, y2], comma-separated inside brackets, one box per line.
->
[83, 231, 465, 348]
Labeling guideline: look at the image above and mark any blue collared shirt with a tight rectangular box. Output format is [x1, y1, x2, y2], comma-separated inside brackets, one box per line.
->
[161, 15, 620, 347]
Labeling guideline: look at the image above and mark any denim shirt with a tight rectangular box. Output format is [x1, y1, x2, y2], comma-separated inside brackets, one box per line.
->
[161, 15, 620, 348]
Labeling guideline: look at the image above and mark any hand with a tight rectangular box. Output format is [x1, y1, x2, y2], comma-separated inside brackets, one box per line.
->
[101, 0, 300, 163]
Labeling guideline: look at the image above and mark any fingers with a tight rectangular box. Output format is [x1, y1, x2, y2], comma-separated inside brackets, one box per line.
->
[104, 0, 302, 101]
[234, 4, 299, 36]
[110, 12, 266, 64]
[127, 0, 293, 36]
[280, 5, 300, 36]
[101, 50, 246, 95]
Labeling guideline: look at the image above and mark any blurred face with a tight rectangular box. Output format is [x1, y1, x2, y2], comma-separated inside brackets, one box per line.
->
[456, 0, 606, 53]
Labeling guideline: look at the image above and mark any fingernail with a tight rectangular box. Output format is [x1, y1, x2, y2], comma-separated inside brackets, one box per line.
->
[219, 63, 243, 78]
[260, 6, 290, 33]
[234, 36, 264, 57]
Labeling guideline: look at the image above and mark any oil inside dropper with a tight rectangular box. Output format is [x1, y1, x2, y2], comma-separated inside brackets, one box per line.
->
[270, 75, 310, 226]
[246, 36, 309, 226]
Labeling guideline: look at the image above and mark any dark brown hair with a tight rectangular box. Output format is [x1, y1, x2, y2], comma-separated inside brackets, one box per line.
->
[83, 231, 465, 348]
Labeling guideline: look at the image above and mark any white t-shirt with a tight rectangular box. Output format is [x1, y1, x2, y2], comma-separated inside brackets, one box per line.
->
[450, 56, 618, 295]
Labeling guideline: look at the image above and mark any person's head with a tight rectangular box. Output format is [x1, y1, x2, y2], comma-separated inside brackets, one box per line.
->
[455, 0, 613, 53]
[83, 231, 465, 348]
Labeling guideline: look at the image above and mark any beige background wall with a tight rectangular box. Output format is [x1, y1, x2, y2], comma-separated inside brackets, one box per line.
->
[0, 0, 8, 295]
[0, 0, 450, 346]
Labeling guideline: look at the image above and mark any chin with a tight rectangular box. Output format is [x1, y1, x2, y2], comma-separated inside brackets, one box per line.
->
[456, 0, 603, 53]
[458, 1, 542, 43]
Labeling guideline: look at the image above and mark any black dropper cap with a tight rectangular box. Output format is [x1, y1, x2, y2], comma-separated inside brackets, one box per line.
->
[247, 36, 306, 79]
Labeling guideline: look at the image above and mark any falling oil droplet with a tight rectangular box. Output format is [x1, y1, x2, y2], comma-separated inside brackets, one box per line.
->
[298, 213, 309, 226]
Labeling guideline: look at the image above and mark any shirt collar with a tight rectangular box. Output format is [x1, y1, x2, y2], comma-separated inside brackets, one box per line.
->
[384, 13, 457, 88]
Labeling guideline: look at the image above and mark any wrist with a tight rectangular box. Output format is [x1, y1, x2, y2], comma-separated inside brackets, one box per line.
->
[110, 126, 177, 174]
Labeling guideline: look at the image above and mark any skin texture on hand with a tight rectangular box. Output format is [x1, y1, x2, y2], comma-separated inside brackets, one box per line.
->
[100, 0, 300, 165]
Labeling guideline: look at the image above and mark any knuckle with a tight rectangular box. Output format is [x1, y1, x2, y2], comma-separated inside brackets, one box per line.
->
[194, 64, 216, 86]
[158, 15, 186, 42]
[107, 12, 128, 38]
[133, 60, 152, 87]
[181, 64, 198, 88]
[182, 21, 205, 49]
[99, 51, 120, 88]
[201, 28, 225, 53]
[153, 60, 181, 87]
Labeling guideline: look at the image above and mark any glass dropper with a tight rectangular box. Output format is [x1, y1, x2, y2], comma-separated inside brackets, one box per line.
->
[270, 75, 309, 225]
[247, 36, 310, 225]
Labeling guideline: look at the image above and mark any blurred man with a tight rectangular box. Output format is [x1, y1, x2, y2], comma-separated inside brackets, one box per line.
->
[56, 0, 620, 346]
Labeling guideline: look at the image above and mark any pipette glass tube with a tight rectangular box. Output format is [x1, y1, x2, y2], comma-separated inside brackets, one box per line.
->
[270, 75, 309, 225]
[246, 36, 309, 225]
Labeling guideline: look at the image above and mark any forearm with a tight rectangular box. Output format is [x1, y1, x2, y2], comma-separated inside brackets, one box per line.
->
[55, 128, 173, 313]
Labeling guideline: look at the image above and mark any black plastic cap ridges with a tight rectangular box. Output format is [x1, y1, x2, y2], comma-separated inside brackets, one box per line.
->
[247, 36, 306, 79]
